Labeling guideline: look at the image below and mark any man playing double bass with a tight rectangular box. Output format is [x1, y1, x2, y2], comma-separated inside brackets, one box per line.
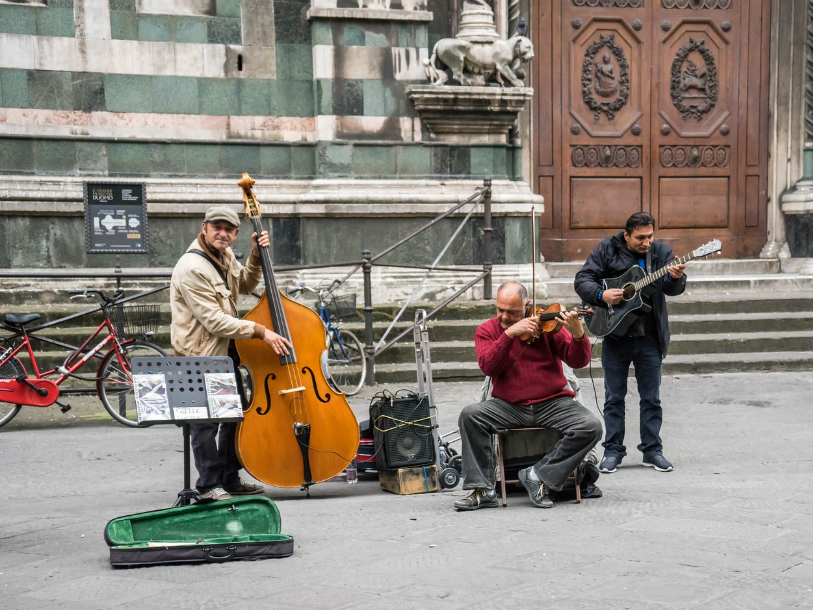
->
[454, 282, 603, 510]
[170, 206, 292, 502]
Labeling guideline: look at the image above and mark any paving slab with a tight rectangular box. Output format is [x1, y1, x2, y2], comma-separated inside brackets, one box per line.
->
[2, 372, 813, 609]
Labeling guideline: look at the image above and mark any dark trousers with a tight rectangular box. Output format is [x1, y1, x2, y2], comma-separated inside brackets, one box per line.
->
[190, 421, 241, 493]
[601, 334, 663, 458]
[458, 396, 602, 492]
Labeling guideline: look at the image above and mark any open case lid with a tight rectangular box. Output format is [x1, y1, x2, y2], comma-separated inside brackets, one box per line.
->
[105, 497, 290, 548]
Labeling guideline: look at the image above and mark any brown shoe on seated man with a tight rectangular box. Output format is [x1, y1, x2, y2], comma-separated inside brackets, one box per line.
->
[454, 282, 602, 511]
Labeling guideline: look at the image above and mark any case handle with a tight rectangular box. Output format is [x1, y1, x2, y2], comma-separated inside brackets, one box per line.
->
[203, 545, 237, 562]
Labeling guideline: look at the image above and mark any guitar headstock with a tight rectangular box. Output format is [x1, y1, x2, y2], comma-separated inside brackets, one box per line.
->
[238, 173, 261, 218]
[693, 239, 722, 259]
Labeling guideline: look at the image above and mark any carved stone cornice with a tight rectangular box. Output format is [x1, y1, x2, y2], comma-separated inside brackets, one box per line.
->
[407, 85, 533, 143]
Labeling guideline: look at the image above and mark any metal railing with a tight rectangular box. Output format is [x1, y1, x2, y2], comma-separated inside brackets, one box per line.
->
[1, 179, 495, 387]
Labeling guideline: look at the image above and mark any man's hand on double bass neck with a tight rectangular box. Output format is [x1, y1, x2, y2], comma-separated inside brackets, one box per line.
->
[263, 329, 292, 355]
[251, 230, 270, 257]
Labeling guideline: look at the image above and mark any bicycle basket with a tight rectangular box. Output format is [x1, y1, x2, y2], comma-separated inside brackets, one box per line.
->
[112, 304, 161, 338]
[328, 293, 357, 320]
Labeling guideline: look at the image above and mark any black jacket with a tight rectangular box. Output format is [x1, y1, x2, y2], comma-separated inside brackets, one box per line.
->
[574, 231, 687, 357]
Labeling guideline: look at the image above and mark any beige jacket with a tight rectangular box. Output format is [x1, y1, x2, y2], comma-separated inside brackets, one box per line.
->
[170, 237, 267, 357]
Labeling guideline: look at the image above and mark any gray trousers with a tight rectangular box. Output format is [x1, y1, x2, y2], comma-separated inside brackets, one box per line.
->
[459, 396, 603, 492]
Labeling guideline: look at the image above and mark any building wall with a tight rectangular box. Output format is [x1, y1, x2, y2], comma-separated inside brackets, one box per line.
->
[0, 0, 535, 270]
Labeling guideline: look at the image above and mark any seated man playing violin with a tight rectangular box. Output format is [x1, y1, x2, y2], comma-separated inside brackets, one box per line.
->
[454, 282, 603, 510]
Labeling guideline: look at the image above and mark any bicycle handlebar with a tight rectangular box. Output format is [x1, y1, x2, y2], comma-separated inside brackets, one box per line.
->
[288, 279, 342, 301]
[68, 289, 124, 305]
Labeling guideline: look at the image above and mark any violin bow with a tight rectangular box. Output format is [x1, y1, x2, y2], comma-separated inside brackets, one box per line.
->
[530, 204, 536, 314]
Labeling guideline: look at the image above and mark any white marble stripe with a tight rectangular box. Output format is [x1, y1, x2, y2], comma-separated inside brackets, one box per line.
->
[0, 109, 317, 141]
[74, 0, 112, 40]
[136, 0, 215, 16]
[312, 45, 428, 80]
[0, 34, 275, 79]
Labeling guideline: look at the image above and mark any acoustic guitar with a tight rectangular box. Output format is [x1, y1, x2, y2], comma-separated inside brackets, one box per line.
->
[585, 239, 722, 338]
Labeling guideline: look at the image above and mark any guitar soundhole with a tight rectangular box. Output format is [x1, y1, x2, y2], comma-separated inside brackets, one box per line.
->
[622, 283, 636, 301]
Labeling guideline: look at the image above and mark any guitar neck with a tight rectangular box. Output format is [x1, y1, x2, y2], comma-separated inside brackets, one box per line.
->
[634, 252, 694, 291]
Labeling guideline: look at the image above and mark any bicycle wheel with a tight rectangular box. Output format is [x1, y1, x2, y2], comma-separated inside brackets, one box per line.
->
[97, 341, 166, 427]
[326, 329, 366, 396]
[0, 355, 24, 428]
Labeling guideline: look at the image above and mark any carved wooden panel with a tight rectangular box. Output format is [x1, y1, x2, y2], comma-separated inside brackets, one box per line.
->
[572, 145, 642, 168]
[534, 0, 769, 260]
[659, 22, 732, 138]
[571, 178, 642, 229]
[658, 177, 728, 228]
[662, 0, 731, 8]
[570, 20, 644, 137]
[574, 0, 644, 6]
[538, 177, 554, 229]
[659, 145, 728, 167]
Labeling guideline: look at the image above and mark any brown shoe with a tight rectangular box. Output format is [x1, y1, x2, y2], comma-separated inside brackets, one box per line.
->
[198, 487, 232, 502]
[226, 479, 264, 496]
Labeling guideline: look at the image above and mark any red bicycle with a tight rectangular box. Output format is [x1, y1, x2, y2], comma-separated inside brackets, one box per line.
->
[0, 289, 166, 428]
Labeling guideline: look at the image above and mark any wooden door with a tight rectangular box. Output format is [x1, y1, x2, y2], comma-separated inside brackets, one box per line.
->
[534, 0, 770, 261]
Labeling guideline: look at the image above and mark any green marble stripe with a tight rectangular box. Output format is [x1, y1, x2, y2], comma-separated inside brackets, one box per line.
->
[0, 69, 315, 117]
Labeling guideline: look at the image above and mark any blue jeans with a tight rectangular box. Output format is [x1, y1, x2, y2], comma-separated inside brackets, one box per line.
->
[601, 334, 664, 458]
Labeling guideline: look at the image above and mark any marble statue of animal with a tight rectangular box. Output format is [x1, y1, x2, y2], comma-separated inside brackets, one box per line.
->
[422, 35, 535, 87]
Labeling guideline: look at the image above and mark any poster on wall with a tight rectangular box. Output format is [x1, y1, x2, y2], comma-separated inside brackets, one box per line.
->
[83, 182, 148, 254]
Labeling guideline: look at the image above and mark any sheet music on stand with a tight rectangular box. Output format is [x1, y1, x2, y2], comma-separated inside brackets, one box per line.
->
[130, 356, 243, 507]
[131, 356, 243, 425]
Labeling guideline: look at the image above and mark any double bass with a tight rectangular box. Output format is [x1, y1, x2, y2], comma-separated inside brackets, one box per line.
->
[234, 174, 360, 489]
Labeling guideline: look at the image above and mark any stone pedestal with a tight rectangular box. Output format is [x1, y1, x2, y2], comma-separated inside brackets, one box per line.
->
[407, 85, 533, 143]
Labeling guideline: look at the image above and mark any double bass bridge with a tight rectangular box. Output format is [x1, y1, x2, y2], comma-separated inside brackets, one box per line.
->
[278, 386, 306, 396]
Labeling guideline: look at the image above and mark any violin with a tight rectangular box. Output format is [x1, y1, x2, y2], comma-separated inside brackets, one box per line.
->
[519, 303, 595, 343]
[521, 204, 593, 343]
[234, 173, 359, 489]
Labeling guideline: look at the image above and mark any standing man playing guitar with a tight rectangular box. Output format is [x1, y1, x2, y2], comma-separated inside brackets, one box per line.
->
[574, 213, 686, 474]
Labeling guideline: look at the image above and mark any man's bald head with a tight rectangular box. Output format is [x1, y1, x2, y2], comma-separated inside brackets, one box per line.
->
[497, 282, 528, 302]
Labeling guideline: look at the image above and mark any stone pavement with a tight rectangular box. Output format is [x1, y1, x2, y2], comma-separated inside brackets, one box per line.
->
[2, 372, 813, 610]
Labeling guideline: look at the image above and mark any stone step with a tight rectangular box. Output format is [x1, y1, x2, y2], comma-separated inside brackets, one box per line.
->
[371, 330, 813, 365]
[543, 274, 813, 299]
[544, 258, 781, 279]
[371, 351, 813, 384]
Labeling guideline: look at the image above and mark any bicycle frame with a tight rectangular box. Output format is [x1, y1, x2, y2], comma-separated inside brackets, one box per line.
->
[317, 304, 354, 361]
[0, 316, 129, 393]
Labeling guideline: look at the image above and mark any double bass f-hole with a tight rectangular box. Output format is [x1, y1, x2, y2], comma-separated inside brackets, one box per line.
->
[301, 366, 331, 403]
[257, 372, 277, 416]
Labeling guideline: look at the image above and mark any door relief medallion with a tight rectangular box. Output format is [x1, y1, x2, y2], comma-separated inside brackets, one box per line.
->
[671, 38, 718, 121]
[582, 34, 630, 121]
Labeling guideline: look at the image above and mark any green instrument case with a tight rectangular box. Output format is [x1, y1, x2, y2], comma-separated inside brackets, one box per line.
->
[104, 497, 293, 567]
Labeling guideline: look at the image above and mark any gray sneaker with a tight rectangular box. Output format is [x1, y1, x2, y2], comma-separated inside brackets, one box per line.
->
[517, 467, 553, 508]
[599, 455, 621, 473]
[454, 488, 499, 511]
[226, 479, 264, 495]
[198, 487, 232, 502]
[643, 454, 674, 472]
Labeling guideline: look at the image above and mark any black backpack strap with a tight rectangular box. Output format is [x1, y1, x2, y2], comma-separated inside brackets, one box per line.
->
[187, 249, 229, 290]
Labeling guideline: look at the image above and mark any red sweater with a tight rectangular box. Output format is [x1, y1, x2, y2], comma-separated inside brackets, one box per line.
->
[475, 317, 592, 406]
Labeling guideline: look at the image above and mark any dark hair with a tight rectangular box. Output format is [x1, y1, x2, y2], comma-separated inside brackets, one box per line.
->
[625, 212, 655, 235]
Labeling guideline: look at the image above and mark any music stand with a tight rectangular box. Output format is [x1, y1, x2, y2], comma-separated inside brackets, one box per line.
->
[130, 356, 243, 507]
